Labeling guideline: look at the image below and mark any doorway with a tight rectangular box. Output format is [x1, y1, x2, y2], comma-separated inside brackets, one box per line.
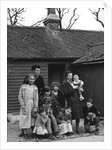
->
[48, 64, 65, 86]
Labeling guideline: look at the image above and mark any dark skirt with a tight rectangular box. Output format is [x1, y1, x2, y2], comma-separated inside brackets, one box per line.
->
[67, 90, 82, 120]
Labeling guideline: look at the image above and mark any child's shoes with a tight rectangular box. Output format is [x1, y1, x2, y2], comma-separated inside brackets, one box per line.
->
[94, 129, 99, 135]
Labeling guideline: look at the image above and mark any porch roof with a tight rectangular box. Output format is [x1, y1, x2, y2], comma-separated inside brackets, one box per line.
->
[73, 42, 104, 65]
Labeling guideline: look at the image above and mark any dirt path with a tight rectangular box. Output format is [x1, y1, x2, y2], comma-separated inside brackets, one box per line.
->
[55, 135, 104, 142]
[7, 120, 104, 142]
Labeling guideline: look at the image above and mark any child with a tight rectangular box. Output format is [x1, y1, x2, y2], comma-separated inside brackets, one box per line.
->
[39, 86, 59, 138]
[18, 74, 38, 139]
[73, 74, 84, 101]
[33, 107, 48, 139]
[51, 82, 65, 118]
[83, 98, 100, 135]
[57, 107, 73, 136]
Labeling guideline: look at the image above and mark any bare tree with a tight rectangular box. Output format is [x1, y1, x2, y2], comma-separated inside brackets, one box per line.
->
[56, 8, 69, 29]
[89, 8, 104, 28]
[31, 8, 79, 29]
[66, 8, 79, 29]
[56, 8, 79, 29]
[7, 8, 26, 26]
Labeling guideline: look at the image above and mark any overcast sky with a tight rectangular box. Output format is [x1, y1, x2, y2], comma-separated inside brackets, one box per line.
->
[20, 8, 104, 31]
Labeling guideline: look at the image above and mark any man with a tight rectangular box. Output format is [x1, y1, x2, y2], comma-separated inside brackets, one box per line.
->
[83, 98, 100, 135]
[31, 65, 45, 96]
[23, 64, 45, 96]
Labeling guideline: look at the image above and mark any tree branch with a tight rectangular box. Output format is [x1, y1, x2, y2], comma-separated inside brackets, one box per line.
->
[61, 8, 69, 18]
[31, 18, 45, 27]
[7, 8, 25, 25]
[66, 8, 79, 29]
[67, 15, 79, 29]
[89, 8, 104, 27]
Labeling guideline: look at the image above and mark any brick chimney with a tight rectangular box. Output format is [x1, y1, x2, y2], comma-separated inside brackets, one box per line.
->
[43, 8, 61, 30]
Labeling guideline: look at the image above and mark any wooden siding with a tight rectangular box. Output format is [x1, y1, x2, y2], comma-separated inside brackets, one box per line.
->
[7, 60, 48, 113]
[71, 63, 104, 116]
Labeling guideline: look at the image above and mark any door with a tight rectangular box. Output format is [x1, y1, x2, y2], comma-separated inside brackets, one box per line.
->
[48, 64, 65, 86]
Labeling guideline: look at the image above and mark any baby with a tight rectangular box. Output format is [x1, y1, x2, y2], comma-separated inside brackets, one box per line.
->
[73, 74, 84, 101]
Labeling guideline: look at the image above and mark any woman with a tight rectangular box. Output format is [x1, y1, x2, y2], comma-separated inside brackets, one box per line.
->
[62, 71, 81, 133]
[18, 74, 38, 139]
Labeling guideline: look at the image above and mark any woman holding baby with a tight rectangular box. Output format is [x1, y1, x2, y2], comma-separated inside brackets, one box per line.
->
[62, 71, 83, 133]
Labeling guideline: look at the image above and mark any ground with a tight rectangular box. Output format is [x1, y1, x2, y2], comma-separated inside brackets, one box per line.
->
[7, 117, 104, 142]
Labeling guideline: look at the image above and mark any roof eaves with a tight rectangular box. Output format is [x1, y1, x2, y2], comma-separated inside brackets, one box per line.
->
[73, 59, 104, 65]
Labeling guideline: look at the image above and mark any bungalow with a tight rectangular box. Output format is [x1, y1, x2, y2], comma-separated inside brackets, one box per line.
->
[71, 42, 104, 116]
[7, 10, 104, 113]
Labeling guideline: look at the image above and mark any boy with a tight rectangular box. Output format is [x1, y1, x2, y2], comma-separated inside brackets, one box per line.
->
[83, 98, 100, 135]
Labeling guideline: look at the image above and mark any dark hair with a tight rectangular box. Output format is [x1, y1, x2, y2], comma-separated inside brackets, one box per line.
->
[31, 64, 40, 71]
[65, 106, 72, 110]
[51, 82, 61, 90]
[43, 86, 50, 93]
[39, 107, 45, 114]
[65, 70, 72, 78]
[64, 107, 72, 114]
[87, 98, 94, 104]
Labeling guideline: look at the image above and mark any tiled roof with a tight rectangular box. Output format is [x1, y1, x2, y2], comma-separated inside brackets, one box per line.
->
[7, 25, 104, 59]
[73, 42, 104, 64]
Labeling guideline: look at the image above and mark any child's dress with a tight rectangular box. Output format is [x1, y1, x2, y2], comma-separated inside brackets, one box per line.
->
[33, 113, 48, 135]
[57, 111, 73, 135]
[18, 84, 38, 129]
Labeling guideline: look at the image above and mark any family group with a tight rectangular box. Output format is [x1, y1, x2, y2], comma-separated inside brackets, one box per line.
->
[18, 64, 100, 141]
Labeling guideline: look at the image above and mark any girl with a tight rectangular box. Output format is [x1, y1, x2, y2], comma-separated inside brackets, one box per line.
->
[18, 74, 38, 139]
[33, 107, 49, 139]
[51, 82, 65, 118]
[57, 107, 73, 136]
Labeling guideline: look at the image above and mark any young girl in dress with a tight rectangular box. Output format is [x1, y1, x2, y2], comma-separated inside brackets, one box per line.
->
[33, 107, 49, 139]
[57, 107, 73, 137]
[18, 74, 38, 139]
